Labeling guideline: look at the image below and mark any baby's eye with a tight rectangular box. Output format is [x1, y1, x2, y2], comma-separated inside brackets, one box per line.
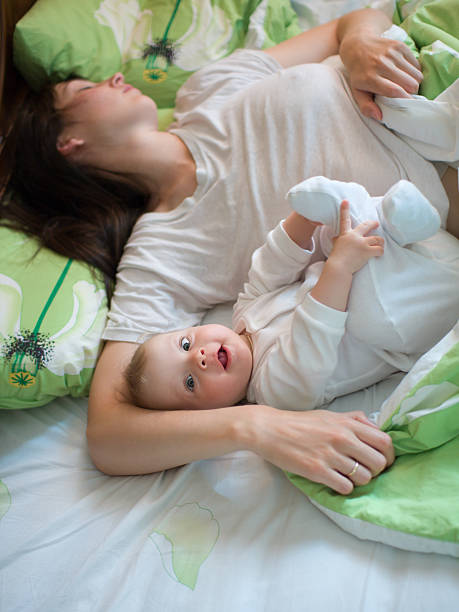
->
[180, 337, 191, 351]
[185, 374, 195, 392]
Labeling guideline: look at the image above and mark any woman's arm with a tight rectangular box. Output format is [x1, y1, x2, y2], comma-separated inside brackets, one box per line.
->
[88, 340, 394, 494]
[264, 8, 422, 119]
[263, 16, 341, 67]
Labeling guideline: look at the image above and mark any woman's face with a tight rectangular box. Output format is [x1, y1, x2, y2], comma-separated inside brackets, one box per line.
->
[54, 73, 158, 145]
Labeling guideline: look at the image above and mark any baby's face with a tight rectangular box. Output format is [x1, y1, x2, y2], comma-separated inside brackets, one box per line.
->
[140, 324, 253, 410]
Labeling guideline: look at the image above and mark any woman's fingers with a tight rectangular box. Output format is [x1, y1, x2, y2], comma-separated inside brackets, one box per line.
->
[254, 407, 394, 495]
[369, 51, 422, 97]
[350, 418, 395, 471]
[339, 457, 373, 486]
[351, 88, 382, 121]
[343, 36, 423, 118]
[318, 416, 395, 494]
[311, 455, 375, 496]
[318, 467, 355, 495]
[389, 42, 423, 83]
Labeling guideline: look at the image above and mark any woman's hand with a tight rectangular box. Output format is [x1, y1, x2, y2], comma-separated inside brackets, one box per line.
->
[337, 11, 423, 120]
[246, 404, 394, 495]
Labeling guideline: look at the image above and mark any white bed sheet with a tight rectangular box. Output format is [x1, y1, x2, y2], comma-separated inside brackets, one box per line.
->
[1, 373, 458, 612]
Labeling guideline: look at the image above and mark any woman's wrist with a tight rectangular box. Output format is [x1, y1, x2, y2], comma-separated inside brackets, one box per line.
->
[337, 8, 390, 46]
[228, 402, 273, 454]
[337, 9, 391, 78]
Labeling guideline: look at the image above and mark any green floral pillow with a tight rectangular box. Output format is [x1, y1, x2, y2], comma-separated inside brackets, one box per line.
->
[13, 0, 300, 122]
[0, 227, 108, 409]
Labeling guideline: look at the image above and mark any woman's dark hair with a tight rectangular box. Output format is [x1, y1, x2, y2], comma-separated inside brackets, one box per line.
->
[1, 84, 151, 299]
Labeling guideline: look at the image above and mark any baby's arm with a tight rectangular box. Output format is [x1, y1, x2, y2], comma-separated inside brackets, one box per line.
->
[310, 201, 384, 311]
[235, 217, 319, 309]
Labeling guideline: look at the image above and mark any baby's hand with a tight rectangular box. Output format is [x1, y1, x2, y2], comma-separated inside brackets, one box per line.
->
[329, 201, 384, 274]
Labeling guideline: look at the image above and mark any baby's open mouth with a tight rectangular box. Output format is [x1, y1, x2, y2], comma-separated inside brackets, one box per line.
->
[218, 346, 228, 369]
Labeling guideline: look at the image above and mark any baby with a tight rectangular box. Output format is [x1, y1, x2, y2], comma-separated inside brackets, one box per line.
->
[124, 177, 459, 412]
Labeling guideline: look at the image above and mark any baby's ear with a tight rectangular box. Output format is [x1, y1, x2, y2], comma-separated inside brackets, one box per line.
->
[56, 137, 85, 157]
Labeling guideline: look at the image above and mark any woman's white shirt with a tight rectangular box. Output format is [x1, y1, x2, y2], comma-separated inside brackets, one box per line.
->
[103, 50, 448, 342]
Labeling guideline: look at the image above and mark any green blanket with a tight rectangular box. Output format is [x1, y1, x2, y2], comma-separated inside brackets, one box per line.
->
[287, 319, 459, 556]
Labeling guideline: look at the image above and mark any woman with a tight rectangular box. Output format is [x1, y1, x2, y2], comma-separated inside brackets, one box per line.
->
[4, 9, 457, 494]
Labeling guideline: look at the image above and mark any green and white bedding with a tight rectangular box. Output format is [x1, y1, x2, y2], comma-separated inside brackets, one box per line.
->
[288, 319, 459, 557]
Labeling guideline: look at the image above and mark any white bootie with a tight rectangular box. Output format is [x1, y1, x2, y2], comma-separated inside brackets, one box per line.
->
[287, 176, 441, 245]
[379, 180, 441, 246]
[287, 176, 369, 235]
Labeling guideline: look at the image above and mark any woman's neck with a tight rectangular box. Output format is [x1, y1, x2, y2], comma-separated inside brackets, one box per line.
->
[91, 130, 197, 213]
[149, 134, 198, 212]
[142, 131, 197, 213]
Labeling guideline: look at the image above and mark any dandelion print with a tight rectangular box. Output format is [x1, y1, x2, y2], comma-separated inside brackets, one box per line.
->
[2, 330, 55, 387]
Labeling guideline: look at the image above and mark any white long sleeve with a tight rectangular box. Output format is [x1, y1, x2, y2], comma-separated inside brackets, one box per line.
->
[250, 293, 347, 410]
[233, 222, 348, 410]
[233, 222, 315, 320]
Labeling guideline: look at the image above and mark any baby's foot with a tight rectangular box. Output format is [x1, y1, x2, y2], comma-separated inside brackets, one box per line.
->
[379, 180, 441, 246]
[287, 176, 370, 234]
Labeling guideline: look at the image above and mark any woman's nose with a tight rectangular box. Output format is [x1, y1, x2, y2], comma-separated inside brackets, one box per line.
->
[196, 348, 207, 369]
[110, 72, 125, 87]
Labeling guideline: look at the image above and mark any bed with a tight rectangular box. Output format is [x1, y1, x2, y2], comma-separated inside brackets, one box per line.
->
[1, 1, 459, 610]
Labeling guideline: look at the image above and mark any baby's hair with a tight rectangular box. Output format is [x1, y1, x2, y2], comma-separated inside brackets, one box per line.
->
[123, 342, 149, 408]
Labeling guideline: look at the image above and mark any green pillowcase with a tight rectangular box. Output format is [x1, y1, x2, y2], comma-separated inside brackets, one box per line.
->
[0, 227, 108, 410]
[287, 320, 459, 557]
[14, 0, 300, 113]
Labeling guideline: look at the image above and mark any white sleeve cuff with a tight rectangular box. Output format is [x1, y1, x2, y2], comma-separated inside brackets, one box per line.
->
[274, 220, 316, 264]
[303, 292, 348, 330]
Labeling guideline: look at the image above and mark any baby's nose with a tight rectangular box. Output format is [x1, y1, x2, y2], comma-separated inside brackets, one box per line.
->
[196, 348, 207, 369]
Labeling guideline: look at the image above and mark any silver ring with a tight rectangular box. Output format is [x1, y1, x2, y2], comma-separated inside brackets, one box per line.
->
[347, 460, 359, 477]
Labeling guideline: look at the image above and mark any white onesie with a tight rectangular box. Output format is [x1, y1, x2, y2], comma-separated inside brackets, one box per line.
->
[233, 180, 459, 411]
